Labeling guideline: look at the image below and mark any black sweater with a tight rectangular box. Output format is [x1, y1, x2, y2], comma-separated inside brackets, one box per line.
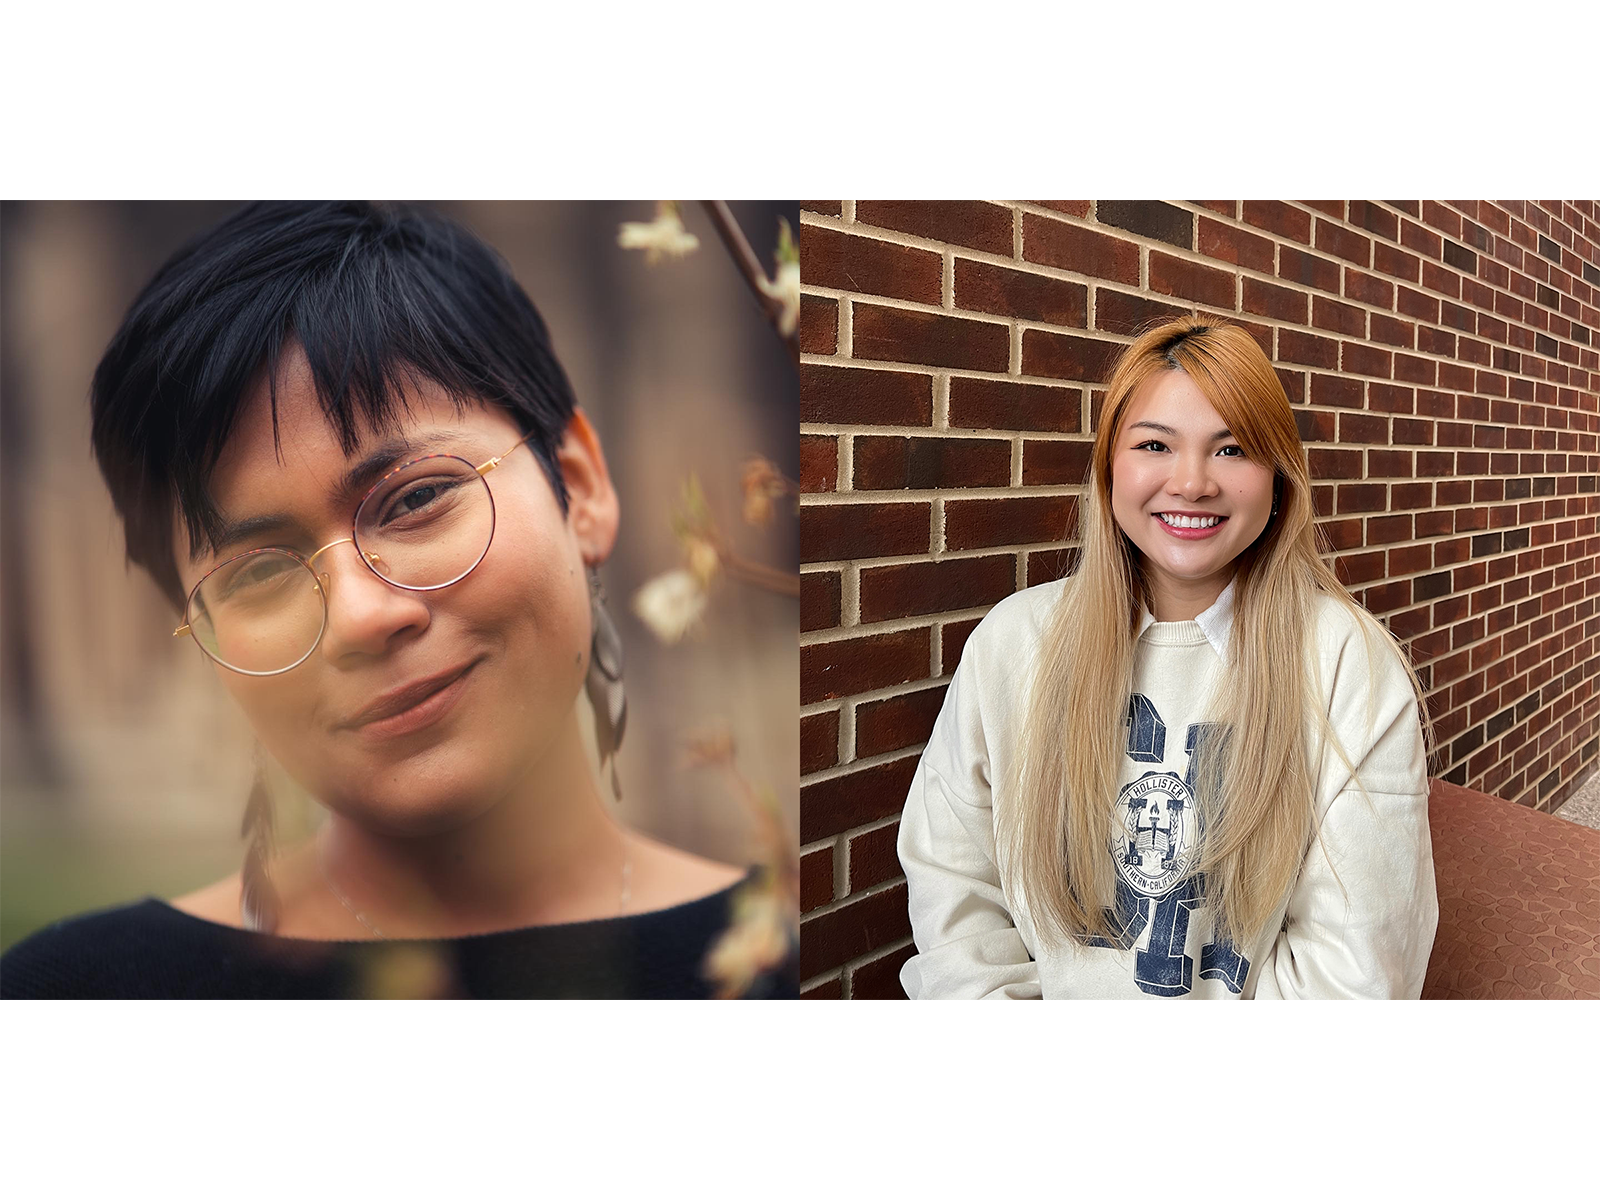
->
[0, 873, 797, 999]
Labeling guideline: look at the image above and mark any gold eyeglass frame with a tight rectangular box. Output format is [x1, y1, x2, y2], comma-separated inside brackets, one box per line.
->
[173, 429, 537, 676]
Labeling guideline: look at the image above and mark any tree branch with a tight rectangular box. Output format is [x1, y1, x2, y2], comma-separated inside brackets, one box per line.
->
[701, 201, 800, 368]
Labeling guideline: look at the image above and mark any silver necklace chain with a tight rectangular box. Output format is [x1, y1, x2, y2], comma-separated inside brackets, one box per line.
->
[320, 852, 634, 939]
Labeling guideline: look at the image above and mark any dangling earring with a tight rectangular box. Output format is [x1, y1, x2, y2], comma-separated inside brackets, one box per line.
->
[240, 747, 280, 933]
[585, 567, 627, 801]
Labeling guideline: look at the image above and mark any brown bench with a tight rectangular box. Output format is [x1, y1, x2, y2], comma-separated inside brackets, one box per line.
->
[1423, 778, 1600, 999]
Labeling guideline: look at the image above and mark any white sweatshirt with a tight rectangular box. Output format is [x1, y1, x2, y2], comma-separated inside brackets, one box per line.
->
[897, 576, 1437, 999]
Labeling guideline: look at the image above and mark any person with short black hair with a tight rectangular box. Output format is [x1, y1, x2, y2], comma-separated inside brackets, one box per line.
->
[2, 201, 792, 999]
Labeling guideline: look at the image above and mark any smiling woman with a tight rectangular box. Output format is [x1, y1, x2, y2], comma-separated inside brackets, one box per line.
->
[0, 201, 794, 999]
[898, 317, 1440, 1000]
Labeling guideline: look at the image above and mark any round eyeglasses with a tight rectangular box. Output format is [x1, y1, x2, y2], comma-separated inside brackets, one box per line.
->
[173, 431, 536, 676]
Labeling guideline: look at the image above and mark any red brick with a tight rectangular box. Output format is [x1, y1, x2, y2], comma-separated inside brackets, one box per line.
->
[1417, 326, 1455, 357]
[850, 943, 915, 1000]
[1304, 202, 1344, 219]
[945, 495, 1076, 550]
[1342, 341, 1392, 379]
[801, 628, 931, 706]
[1348, 201, 1400, 243]
[1279, 328, 1339, 369]
[1033, 201, 1092, 217]
[1339, 411, 1389, 443]
[1367, 514, 1414, 545]
[1149, 250, 1235, 308]
[1374, 240, 1421, 282]
[1312, 448, 1363, 483]
[1295, 407, 1336, 443]
[856, 684, 949, 759]
[1312, 295, 1366, 337]
[1027, 547, 1082, 586]
[1311, 373, 1363, 409]
[799, 882, 912, 977]
[800, 977, 841, 999]
[1422, 201, 1462, 239]
[1344, 268, 1395, 308]
[949, 378, 1080, 433]
[1315, 219, 1372, 266]
[1364, 577, 1412, 611]
[1368, 449, 1414, 476]
[1242, 277, 1308, 323]
[939, 618, 983, 672]
[853, 436, 1011, 490]
[1397, 286, 1440, 323]
[1368, 383, 1415, 413]
[1312, 376, 1363, 412]
[800, 364, 933, 426]
[800, 434, 838, 493]
[852, 304, 1010, 372]
[1401, 219, 1443, 259]
[859, 556, 1015, 622]
[1319, 517, 1363, 549]
[1423, 261, 1462, 299]
[1370, 312, 1416, 349]
[956, 260, 1087, 327]
[855, 200, 1013, 256]
[1278, 366, 1307, 402]
[1280, 246, 1341, 293]
[802, 202, 843, 216]
[802, 752, 919, 841]
[801, 225, 943, 305]
[801, 570, 840, 632]
[848, 822, 903, 892]
[801, 501, 930, 563]
[1022, 438, 1094, 485]
[800, 294, 838, 354]
[1095, 289, 1190, 335]
[1335, 550, 1387, 585]
[1022, 329, 1122, 382]
[1243, 200, 1312, 244]
[800, 847, 833, 913]
[801, 709, 839, 775]
[1022, 214, 1140, 284]
[1197, 216, 1275, 272]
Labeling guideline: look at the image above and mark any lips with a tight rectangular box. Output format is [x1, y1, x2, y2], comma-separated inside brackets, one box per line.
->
[341, 660, 478, 731]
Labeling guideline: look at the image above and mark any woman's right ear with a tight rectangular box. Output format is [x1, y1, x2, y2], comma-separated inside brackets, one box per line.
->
[556, 408, 619, 564]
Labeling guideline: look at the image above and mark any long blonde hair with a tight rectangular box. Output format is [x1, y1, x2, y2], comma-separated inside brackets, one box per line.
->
[1002, 317, 1431, 947]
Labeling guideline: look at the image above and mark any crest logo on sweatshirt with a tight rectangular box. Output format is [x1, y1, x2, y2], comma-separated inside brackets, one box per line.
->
[1114, 771, 1200, 898]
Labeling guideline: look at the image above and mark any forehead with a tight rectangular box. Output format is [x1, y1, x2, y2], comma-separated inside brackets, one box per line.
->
[207, 350, 519, 513]
[1121, 370, 1225, 431]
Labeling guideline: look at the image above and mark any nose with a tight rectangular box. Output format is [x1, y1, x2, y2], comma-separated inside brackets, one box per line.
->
[1168, 448, 1221, 501]
[310, 539, 430, 662]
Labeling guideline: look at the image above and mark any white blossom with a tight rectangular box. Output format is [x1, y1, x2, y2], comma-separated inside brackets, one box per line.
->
[631, 568, 708, 643]
[617, 203, 700, 264]
[757, 260, 800, 337]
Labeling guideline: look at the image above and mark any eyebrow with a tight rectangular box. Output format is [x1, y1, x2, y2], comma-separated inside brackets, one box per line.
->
[1127, 421, 1235, 443]
[196, 434, 459, 563]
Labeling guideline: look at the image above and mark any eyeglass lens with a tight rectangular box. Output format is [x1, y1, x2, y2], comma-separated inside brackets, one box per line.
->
[186, 456, 495, 674]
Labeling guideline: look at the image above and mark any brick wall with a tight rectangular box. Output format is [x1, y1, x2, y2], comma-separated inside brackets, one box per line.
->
[797, 200, 1600, 1000]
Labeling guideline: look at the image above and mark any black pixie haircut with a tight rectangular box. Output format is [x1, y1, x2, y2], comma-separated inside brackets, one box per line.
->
[90, 201, 577, 608]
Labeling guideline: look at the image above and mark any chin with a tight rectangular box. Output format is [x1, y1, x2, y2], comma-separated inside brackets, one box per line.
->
[318, 752, 512, 838]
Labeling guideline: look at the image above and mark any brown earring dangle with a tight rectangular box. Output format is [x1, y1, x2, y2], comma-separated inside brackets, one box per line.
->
[585, 568, 627, 801]
[240, 748, 280, 933]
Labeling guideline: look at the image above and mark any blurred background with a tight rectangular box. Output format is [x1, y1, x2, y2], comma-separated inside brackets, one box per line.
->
[0, 201, 799, 949]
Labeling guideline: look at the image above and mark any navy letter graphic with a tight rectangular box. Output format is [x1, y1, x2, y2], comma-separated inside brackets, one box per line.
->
[1098, 695, 1251, 995]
